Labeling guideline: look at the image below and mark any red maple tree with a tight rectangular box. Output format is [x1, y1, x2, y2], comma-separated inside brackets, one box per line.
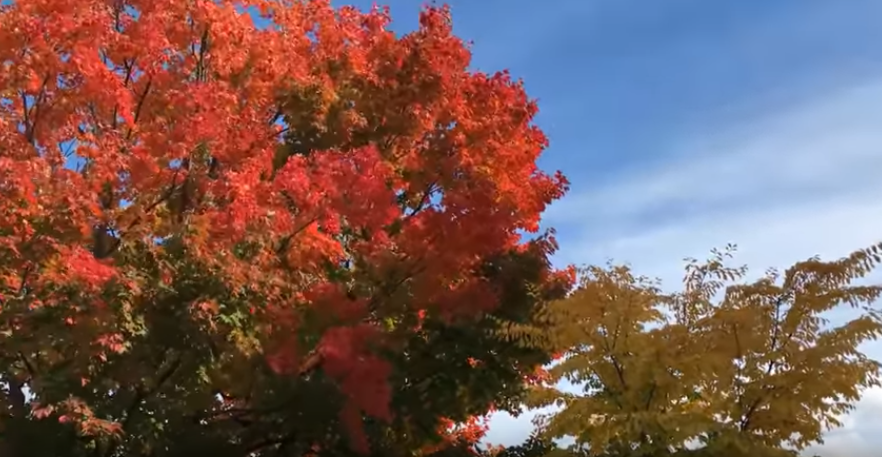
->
[0, 1, 571, 455]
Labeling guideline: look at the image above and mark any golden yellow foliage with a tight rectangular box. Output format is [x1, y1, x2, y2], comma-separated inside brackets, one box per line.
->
[527, 243, 882, 457]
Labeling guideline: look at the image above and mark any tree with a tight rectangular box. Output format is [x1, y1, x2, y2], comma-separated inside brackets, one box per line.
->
[480, 435, 561, 457]
[0, 1, 571, 455]
[528, 244, 882, 457]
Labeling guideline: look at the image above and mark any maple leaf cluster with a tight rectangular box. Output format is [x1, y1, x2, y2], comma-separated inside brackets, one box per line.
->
[0, 0, 572, 455]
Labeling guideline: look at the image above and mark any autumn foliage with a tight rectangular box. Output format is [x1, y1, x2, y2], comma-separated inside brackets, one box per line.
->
[527, 245, 882, 457]
[3, 1, 881, 457]
[0, 0, 572, 455]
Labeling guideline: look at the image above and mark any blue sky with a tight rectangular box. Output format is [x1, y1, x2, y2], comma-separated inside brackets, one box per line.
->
[336, 1, 882, 456]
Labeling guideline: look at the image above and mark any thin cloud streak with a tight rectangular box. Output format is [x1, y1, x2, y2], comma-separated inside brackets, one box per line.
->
[544, 79, 882, 240]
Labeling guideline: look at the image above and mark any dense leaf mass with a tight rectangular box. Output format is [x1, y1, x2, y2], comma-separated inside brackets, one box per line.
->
[0, 1, 571, 456]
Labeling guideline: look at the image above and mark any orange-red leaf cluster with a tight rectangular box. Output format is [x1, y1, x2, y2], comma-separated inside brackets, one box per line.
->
[0, 0, 569, 452]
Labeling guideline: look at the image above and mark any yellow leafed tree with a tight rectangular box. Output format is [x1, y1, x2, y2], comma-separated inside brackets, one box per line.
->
[527, 243, 882, 457]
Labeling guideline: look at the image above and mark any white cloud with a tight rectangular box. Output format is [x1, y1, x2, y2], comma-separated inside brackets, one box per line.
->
[484, 78, 882, 455]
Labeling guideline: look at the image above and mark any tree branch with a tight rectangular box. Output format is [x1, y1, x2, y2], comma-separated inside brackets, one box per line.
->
[104, 355, 182, 457]
[740, 293, 790, 431]
[97, 169, 180, 258]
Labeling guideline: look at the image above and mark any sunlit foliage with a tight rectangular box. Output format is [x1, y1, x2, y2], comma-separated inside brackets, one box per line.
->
[529, 244, 882, 457]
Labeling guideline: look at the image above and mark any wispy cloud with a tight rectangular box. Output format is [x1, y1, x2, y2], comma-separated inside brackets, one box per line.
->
[484, 77, 882, 457]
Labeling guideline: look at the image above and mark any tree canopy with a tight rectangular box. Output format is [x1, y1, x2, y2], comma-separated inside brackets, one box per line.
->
[0, 0, 571, 455]
[1, 1, 881, 457]
[526, 245, 882, 457]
